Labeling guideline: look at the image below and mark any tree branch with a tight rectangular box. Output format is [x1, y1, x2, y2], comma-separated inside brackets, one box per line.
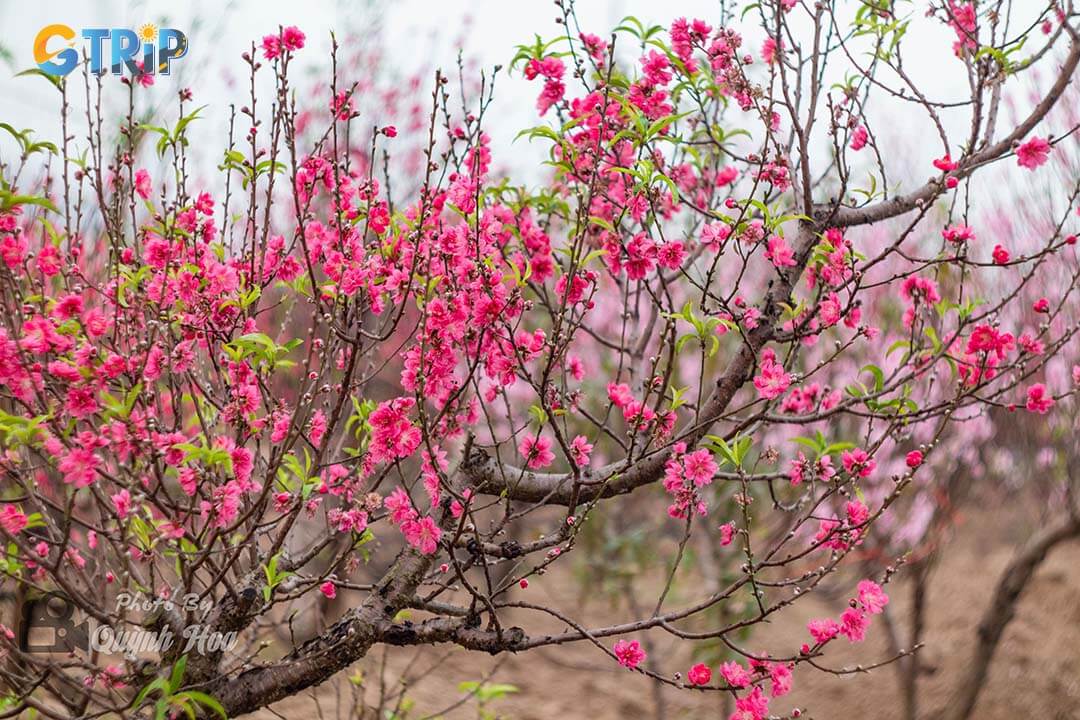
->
[830, 32, 1080, 228]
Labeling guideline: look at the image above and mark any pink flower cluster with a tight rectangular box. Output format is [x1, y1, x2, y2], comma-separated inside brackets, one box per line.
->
[807, 579, 889, 646]
[384, 488, 442, 555]
[261, 26, 306, 60]
[524, 56, 566, 115]
[753, 348, 791, 400]
[663, 442, 718, 519]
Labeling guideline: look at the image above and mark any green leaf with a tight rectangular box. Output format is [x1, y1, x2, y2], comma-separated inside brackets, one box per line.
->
[861, 364, 885, 393]
[15, 67, 63, 90]
[0, 191, 59, 214]
[174, 691, 227, 719]
[169, 655, 188, 693]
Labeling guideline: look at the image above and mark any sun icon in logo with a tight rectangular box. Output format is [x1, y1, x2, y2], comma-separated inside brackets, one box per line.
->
[137, 23, 158, 43]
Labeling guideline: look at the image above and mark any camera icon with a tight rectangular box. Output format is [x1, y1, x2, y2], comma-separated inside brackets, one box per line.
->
[20, 591, 89, 653]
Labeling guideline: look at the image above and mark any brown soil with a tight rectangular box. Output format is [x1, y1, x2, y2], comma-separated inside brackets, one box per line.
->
[260, 508, 1080, 720]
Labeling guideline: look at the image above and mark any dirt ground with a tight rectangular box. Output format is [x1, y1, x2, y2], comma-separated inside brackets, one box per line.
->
[260, 506, 1080, 720]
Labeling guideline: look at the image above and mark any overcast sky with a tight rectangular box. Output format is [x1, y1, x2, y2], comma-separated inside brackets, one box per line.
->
[0, 0, 1052, 189]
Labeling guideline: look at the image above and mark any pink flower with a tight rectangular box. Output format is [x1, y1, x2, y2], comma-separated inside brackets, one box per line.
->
[261, 34, 281, 59]
[992, 244, 1010, 264]
[1016, 136, 1051, 170]
[764, 235, 796, 268]
[308, 409, 327, 448]
[754, 349, 790, 400]
[385, 487, 418, 525]
[901, 276, 941, 305]
[1025, 383, 1054, 414]
[701, 222, 731, 251]
[519, 434, 555, 469]
[569, 435, 593, 467]
[270, 492, 290, 513]
[271, 411, 292, 443]
[941, 224, 975, 244]
[58, 448, 100, 487]
[194, 192, 214, 215]
[857, 580, 889, 615]
[657, 241, 685, 270]
[683, 449, 717, 486]
[369, 398, 421, 462]
[840, 606, 869, 642]
[841, 448, 875, 478]
[933, 154, 958, 172]
[905, 451, 923, 468]
[947, 2, 978, 55]
[0, 505, 28, 535]
[179, 468, 198, 496]
[732, 686, 769, 720]
[850, 125, 868, 151]
[687, 662, 712, 686]
[846, 499, 869, 526]
[768, 662, 792, 697]
[719, 521, 737, 546]
[134, 61, 154, 87]
[966, 324, 1014, 358]
[65, 386, 99, 418]
[134, 169, 152, 199]
[281, 26, 306, 51]
[607, 382, 635, 408]
[807, 617, 841, 644]
[21, 315, 72, 354]
[36, 244, 62, 276]
[200, 482, 242, 528]
[1033, 297, 1049, 313]
[230, 446, 254, 487]
[525, 56, 566, 115]
[320, 581, 336, 599]
[641, 50, 673, 85]
[111, 490, 132, 519]
[761, 36, 781, 64]
[402, 515, 441, 555]
[613, 639, 646, 669]
[719, 660, 751, 688]
[1, 233, 27, 269]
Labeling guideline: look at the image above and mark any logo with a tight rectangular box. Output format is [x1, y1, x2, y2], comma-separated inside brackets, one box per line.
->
[34, 23, 187, 77]
[20, 591, 237, 656]
[20, 591, 90, 653]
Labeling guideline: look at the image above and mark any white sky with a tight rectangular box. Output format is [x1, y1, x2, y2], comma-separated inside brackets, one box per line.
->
[0, 0, 1056, 190]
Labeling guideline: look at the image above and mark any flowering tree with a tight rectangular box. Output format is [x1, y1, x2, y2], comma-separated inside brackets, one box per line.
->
[859, 63, 1080, 715]
[1, 1, 1078, 718]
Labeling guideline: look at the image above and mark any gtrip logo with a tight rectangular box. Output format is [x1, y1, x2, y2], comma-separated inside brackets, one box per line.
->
[34, 23, 187, 77]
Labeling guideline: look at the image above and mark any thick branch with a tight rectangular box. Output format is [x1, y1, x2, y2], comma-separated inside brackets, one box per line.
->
[204, 538, 433, 715]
